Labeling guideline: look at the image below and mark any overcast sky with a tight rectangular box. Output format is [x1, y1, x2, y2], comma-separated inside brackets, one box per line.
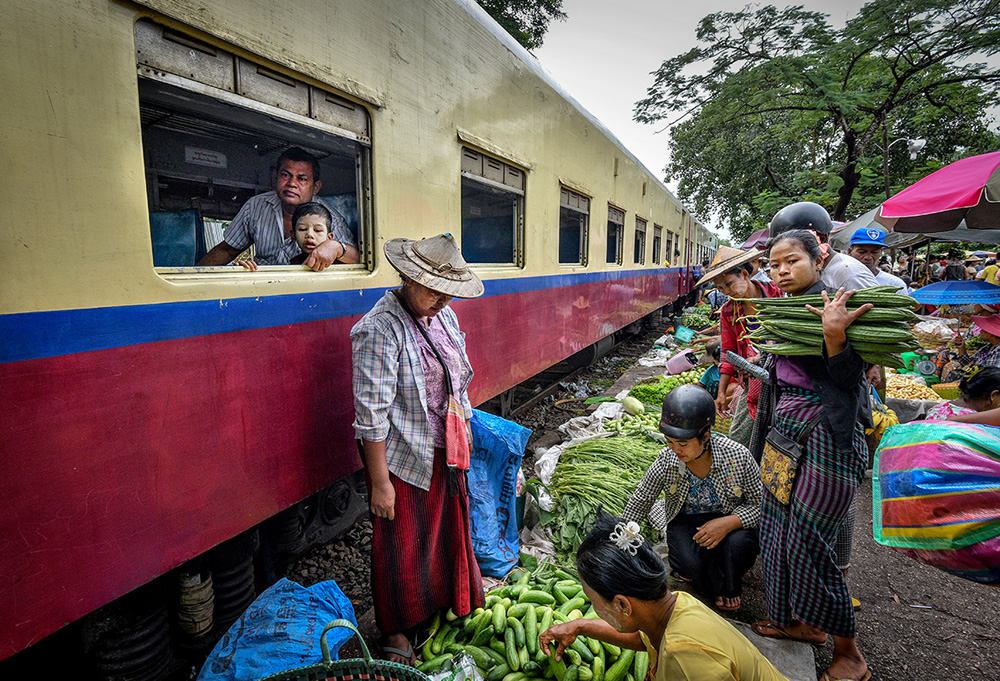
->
[533, 0, 869, 238]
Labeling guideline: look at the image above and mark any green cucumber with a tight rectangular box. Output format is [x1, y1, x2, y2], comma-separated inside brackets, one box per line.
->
[472, 625, 495, 647]
[520, 590, 556, 605]
[487, 664, 512, 681]
[508, 616, 526, 648]
[505, 628, 520, 671]
[591, 655, 604, 681]
[632, 651, 648, 681]
[525, 603, 539, 655]
[493, 603, 508, 634]
[604, 649, 634, 681]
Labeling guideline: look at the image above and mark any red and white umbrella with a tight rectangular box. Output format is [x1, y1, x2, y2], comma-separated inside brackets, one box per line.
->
[876, 150, 1000, 232]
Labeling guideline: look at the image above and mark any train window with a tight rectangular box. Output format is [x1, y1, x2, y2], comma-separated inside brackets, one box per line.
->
[665, 232, 674, 265]
[135, 20, 372, 272]
[634, 218, 646, 265]
[652, 225, 662, 264]
[606, 206, 625, 265]
[461, 149, 525, 266]
[559, 187, 589, 266]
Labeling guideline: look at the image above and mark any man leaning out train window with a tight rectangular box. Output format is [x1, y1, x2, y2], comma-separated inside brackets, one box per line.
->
[196, 147, 359, 271]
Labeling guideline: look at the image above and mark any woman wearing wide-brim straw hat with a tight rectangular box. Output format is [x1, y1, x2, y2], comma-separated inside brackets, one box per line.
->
[351, 233, 485, 665]
[697, 247, 784, 451]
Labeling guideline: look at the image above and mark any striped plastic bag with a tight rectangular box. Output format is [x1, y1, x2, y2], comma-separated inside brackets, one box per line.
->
[873, 421, 1000, 585]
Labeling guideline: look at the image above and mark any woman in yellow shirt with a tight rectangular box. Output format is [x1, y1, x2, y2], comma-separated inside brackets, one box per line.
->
[540, 515, 788, 681]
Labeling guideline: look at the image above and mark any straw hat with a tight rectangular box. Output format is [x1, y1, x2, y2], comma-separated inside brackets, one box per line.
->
[384, 233, 484, 298]
[696, 247, 764, 287]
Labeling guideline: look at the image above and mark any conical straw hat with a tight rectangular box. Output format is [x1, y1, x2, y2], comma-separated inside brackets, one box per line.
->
[384, 233, 484, 298]
[695, 247, 764, 287]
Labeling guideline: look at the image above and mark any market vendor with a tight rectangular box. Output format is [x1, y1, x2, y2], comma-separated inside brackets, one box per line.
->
[937, 315, 1000, 381]
[926, 366, 1000, 419]
[697, 247, 783, 448]
[622, 385, 762, 613]
[539, 514, 788, 681]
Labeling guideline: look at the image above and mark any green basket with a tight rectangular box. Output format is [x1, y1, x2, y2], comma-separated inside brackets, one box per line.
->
[258, 619, 432, 681]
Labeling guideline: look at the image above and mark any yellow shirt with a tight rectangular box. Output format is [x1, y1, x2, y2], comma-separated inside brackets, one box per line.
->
[980, 265, 999, 286]
[639, 593, 788, 681]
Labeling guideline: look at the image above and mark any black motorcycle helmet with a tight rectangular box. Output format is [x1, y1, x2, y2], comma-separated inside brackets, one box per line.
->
[768, 201, 834, 238]
[659, 384, 716, 440]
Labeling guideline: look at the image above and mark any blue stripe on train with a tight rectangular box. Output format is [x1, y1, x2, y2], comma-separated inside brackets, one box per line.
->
[0, 267, 683, 364]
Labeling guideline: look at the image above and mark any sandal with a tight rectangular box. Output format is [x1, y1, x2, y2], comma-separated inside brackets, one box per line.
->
[380, 637, 415, 666]
[715, 596, 741, 612]
[820, 671, 871, 681]
[670, 570, 693, 583]
[751, 619, 828, 647]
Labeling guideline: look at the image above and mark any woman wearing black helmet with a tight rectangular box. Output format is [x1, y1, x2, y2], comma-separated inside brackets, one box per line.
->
[621, 384, 762, 612]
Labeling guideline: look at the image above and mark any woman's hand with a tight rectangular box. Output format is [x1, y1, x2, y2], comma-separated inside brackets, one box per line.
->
[806, 288, 873, 352]
[715, 393, 729, 415]
[370, 480, 396, 520]
[693, 516, 740, 549]
[539, 621, 583, 661]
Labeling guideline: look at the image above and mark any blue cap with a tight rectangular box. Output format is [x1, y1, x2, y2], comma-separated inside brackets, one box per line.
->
[850, 227, 887, 247]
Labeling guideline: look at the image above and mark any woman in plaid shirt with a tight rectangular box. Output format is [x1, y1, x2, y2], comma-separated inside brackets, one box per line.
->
[351, 234, 485, 665]
[622, 385, 761, 612]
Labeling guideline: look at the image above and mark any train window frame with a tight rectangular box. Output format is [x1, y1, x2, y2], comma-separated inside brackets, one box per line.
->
[606, 205, 625, 266]
[558, 187, 590, 267]
[633, 217, 647, 265]
[652, 224, 662, 265]
[460, 148, 525, 268]
[135, 19, 375, 279]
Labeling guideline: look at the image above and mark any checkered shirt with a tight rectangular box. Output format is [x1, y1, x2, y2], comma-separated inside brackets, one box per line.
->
[351, 291, 474, 490]
[623, 434, 762, 533]
[224, 191, 356, 265]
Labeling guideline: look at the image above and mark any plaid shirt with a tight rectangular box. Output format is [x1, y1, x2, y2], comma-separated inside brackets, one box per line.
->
[622, 434, 762, 533]
[224, 191, 356, 265]
[351, 291, 473, 490]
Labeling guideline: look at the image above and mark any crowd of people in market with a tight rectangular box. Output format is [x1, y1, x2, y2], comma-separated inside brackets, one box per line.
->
[347, 201, 998, 681]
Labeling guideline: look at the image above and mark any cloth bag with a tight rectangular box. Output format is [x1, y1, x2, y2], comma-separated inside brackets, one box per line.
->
[874, 421, 1000, 585]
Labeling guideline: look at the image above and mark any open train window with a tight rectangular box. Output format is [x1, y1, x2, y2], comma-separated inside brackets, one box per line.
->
[634, 218, 647, 265]
[135, 20, 372, 273]
[559, 187, 589, 266]
[606, 206, 625, 265]
[460, 149, 524, 266]
[652, 225, 662, 264]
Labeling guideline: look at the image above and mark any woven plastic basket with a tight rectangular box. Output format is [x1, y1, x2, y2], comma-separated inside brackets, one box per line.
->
[257, 619, 432, 681]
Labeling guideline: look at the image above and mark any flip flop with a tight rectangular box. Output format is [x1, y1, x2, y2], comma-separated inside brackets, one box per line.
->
[715, 596, 741, 612]
[381, 641, 415, 666]
[820, 671, 871, 681]
[751, 619, 828, 647]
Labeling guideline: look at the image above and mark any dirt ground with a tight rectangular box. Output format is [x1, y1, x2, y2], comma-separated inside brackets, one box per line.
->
[515, 325, 1000, 681]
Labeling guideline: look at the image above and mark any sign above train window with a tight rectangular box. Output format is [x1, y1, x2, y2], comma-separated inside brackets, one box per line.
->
[135, 20, 370, 143]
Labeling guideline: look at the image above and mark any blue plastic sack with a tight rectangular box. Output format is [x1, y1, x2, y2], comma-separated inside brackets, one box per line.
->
[197, 578, 356, 681]
[468, 409, 532, 577]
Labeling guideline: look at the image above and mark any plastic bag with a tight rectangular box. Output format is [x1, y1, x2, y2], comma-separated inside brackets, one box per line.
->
[468, 409, 532, 577]
[428, 653, 484, 681]
[873, 421, 1000, 585]
[197, 578, 356, 681]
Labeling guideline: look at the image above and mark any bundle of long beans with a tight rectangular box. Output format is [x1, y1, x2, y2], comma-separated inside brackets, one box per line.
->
[736, 285, 920, 368]
[547, 435, 663, 559]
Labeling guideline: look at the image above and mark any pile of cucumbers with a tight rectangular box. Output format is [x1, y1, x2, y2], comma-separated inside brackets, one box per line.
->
[418, 567, 648, 681]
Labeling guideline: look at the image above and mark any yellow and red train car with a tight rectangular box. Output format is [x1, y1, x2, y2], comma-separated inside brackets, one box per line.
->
[0, 0, 715, 670]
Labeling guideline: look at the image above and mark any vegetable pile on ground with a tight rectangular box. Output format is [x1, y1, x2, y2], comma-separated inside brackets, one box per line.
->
[418, 562, 650, 681]
[740, 285, 919, 368]
[544, 436, 663, 559]
[682, 312, 712, 330]
[885, 374, 942, 401]
[627, 369, 707, 406]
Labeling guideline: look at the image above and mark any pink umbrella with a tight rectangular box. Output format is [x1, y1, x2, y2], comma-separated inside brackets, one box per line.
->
[876, 150, 1000, 232]
[740, 227, 769, 249]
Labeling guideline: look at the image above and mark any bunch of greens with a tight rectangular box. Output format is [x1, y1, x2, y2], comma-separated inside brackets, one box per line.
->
[682, 312, 712, 329]
[545, 435, 664, 559]
[627, 368, 707, 406]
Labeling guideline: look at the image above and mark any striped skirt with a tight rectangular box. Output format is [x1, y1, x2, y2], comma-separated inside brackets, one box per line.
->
[760, 387, 867, 638]
[369, 449, 485, 634]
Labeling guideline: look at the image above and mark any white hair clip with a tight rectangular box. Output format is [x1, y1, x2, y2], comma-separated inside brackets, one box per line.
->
[610, 521, 643, 555]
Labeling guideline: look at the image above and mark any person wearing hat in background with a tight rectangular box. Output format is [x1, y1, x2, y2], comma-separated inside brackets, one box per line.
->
[943, 250, 968, 281]
[978, 258, 1000, 286]
[351, 233, 485, 664]
[697, 247, 783, 449]
[846, 227, 910, 294]
[966, 255, 983, 280]
[944, 315, 1000, 380]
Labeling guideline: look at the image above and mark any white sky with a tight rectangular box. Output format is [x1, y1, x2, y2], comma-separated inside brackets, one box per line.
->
[533, 0, 869, 239]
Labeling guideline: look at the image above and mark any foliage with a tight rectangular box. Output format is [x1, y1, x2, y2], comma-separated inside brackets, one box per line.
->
[634, 0, 1000, 241]
[477, 0, 566, 50]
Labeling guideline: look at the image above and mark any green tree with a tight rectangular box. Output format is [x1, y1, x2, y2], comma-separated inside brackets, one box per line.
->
[477, 0, 566, 50]
[635, 0, 1000, 241]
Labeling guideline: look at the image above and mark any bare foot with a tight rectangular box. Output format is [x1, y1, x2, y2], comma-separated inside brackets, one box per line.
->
[380, 633, 415, 666]
[715, 595, 741, 611]
[751, 619, 828, 646]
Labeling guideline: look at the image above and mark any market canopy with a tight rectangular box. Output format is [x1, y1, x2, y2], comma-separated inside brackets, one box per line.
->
[909, 280, 1000, 305]
[740, 227, 769, 250]
[876, 150, 1000, 233]
[831, 208, 1000, 251]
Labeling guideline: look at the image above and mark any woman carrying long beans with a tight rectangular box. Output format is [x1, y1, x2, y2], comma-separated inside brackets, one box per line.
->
[750, 230, 870, 681]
